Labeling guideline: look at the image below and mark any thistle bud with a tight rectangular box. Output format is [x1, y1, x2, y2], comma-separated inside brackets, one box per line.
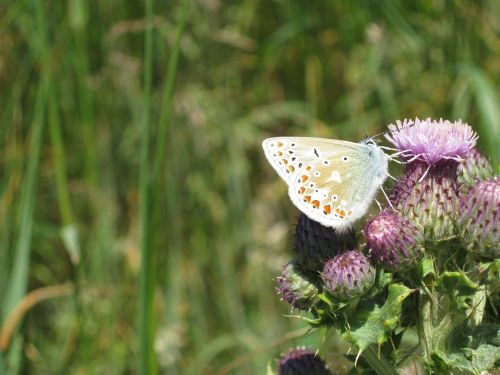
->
[457, 148, 494, 193]
[278, 347, 332, 375]
[294, 213, 357, 272]
[277, 260, 319, 310]
[458, 178, 500, 259]
[364, 210, 424, 271]
[321, 251, 375, 300]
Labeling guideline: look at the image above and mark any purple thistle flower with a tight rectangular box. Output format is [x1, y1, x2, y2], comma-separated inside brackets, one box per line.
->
[364, 210, 424, 271]
[458, 178, 500, 259]
[277, 260, 319, 310]
[295, 213, 357, 272]
[385, 118, 478, 165]
[321, 251, 375, 300]
[278, 347, 332, 375]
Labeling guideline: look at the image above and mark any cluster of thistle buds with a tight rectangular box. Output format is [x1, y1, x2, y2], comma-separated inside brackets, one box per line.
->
[274, 118, 499, 373]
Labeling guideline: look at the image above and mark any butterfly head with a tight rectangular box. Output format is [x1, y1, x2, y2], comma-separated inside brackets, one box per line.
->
[362, 137, 377, 147]
[359, 137, 389, 182]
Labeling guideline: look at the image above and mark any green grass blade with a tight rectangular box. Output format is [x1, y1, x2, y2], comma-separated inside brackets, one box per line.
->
[153, 0, 189, 184]
[2, 75, 47, 320]
[463, 66, 500, 164]
[138, 0, 157, 373]
[48, 85, 80, 264]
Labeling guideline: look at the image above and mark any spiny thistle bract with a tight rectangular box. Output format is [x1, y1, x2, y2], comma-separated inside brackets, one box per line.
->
[278, 347, 332, 375]
[272, 118, 499, 374]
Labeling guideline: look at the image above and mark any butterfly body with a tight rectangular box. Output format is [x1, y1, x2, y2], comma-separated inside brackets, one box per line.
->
[262, 137, 389, 230]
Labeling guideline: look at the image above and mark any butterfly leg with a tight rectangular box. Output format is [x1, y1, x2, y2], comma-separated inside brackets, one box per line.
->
[391, 153, 422, 165]
[387, 173, 398, 181]
[380, 146, 413, 154]
[380, 186, 397, 212]
[388, 150, 413, 162]
[379, 145, 400, 151]
[442, 155, 464, 163]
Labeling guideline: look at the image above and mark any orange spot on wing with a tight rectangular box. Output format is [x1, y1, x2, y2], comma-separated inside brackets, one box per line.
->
[311, 200, 320, 209]
[278, 151, 283, 156]
[323, 204, 331, 215]
[334, 208, 346, 218]
[282, 159, 288, 165]
[277, 142, 284, 147]
[304, 195, 311, 203]
[299, 186, 305, 194]
[288, 165, 295, 172]
[301, 175, 309, 182]
[306, 166, 312, 171]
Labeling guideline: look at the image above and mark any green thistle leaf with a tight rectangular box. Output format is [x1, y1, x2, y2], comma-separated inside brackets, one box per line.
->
[430, 325, 500, 375]
[341, 283, 412, 351]
[437, 272, 478, 311]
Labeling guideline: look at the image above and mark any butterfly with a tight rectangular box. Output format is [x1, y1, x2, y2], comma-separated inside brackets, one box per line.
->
[262, 137, 390, 230]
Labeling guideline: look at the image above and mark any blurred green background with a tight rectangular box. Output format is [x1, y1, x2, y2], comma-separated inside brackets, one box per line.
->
[0, 1, 499, 374]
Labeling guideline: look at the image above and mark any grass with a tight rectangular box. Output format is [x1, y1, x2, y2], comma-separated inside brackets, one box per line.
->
[138, 0, 155, 372]
[0, 1, 499, 374]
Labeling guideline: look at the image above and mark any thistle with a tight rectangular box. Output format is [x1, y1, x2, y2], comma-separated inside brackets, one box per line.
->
[294, 213, 357, 272]
[386, 118, 478, 242]
[278, 347, 332, 375]
[277, 259, 319, 310]
[271, 118, 499, 374]
[364, 210, 424, 272]
[458, 177, 500, 259]
[321, 250, 375, 300]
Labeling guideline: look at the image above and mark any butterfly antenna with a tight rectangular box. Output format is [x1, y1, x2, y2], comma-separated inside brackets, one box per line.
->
[372, 118, 420, 141]
[369, 131, 388, 141]
[375, 199, 383, 212]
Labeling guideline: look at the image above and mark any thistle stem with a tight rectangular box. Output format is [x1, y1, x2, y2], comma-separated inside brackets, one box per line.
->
[418, 290, 434, 360]
[362, 345, 399, 375]
[417, 287, 465, 370]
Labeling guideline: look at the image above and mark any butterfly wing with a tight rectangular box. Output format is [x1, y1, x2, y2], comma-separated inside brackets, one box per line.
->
[262, 137, 359, 183]
[262, 137, 388, 229]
